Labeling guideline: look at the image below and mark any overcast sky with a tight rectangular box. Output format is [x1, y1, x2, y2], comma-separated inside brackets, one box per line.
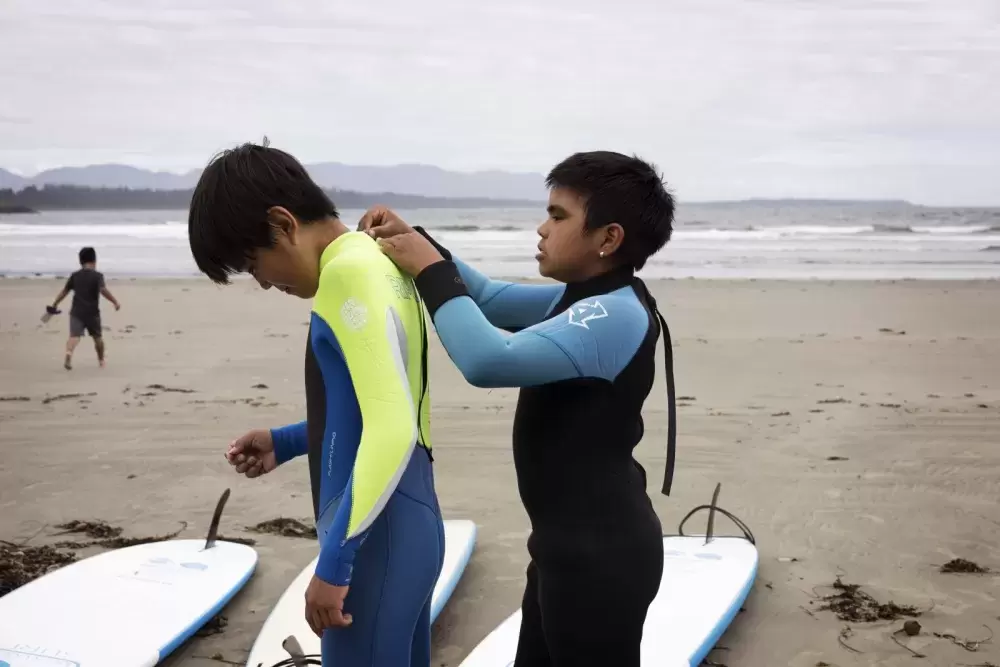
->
[1, 0, 998, 204]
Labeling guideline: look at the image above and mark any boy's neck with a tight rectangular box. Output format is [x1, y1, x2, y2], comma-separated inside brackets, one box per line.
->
[308, 216, 351, 266]
[313, 216, 349, 248]
[81, 263, 96, 270]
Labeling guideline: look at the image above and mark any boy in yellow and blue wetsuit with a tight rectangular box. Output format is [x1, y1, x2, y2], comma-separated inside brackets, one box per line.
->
[187, 141, 444, 666]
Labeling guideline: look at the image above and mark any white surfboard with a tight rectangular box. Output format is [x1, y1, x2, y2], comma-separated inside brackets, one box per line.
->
[459, 485, 758, 667]
[246, 519, 477, 667]
[0, 490, 258, 667]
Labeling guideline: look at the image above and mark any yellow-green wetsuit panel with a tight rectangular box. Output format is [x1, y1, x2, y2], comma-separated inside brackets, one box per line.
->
[270, 230, 436, 585]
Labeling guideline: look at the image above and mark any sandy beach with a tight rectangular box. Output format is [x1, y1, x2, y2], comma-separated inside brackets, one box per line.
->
[1, 276, 998, 667]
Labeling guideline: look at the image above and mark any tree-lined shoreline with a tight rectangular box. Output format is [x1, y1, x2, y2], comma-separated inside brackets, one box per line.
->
[0, 184, 542, 213]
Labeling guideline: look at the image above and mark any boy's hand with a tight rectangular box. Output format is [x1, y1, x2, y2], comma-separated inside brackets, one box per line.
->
[113, 302, 121, 311]
[357, 205, 414, 240]
[226, 429, 277, 478]
[376, 232, 445, 278]
[305, 575, 352, 636]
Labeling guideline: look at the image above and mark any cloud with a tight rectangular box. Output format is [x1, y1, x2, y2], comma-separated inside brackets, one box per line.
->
[1, 0, 997, 203]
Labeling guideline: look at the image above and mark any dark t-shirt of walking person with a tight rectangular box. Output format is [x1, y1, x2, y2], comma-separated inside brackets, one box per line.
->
[65, 268, 105, 337]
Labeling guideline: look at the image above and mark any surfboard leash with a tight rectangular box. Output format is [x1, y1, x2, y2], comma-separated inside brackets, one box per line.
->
[265, 656, 321, 666]
[262, 635, 322, 666]
[677, 482, 756, 546]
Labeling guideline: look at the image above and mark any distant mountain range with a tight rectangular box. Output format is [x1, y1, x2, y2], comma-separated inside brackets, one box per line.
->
[0, 164, 936, 210]
[0, 163, 548, 201]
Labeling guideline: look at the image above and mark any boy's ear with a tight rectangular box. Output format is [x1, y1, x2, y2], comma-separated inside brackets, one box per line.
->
[601, 222, 625, 256]
[266, 207, 300, 244]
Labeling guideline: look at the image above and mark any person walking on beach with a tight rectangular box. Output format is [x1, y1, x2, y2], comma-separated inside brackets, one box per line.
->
[360, 150, 678, 667]
[49, 246, 120, 370]
[187, 141, 445, 667]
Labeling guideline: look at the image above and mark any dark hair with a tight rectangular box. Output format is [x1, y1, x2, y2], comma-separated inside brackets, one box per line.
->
[188, 139, 339, 284]
[545, 151, 674, 271]
[78, 246, 96, 265]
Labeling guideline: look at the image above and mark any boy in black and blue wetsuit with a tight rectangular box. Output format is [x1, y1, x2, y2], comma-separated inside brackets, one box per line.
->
[187, 141, 444, 666]
[364, 150, 677, 666]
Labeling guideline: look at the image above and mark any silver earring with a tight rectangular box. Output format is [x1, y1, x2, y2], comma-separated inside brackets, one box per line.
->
[599, 251, 605, 258]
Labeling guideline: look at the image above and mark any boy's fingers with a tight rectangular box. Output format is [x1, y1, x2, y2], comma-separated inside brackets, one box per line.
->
[310, 607, 326, 637]
[367, 224, 391, 239]
[368, 219, 408, 240]
[306, 608, 321, 637]
[328, 609, 351, 627]
[357, 206, 387, 232]
[236, 457, 260, 475]
[321, 607, 350, 629]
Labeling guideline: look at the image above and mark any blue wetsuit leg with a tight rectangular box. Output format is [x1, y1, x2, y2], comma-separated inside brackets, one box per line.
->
[408, 591, 433, 667]
[321, 450, 444, 666]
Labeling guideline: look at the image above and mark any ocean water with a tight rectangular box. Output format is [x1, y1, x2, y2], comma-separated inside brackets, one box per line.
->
[1, 204, 999, 280]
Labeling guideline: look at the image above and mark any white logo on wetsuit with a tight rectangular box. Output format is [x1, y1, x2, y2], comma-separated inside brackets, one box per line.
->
[567, 300, 608, 329]
[328, 431, 336, 479]
[340, 298, 368, 330]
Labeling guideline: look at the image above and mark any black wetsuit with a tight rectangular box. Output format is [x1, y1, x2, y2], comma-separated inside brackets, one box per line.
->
[414, 229, 677, 666]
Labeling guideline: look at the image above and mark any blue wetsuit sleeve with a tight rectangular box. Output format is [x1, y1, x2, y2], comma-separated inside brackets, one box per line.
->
[414, 261, 649, 388]
[413, 226, 564, 330]
[270, 420, 308, 465]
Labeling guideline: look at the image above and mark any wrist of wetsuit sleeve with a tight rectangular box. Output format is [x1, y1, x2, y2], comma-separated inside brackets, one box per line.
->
[270, 422, 307, 466]
[316, 541, 358, 586]
[412, 226, 453, 260]
[415, 260, 470, 318]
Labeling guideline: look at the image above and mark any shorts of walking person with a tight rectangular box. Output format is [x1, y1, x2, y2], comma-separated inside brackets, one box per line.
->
[69, 314, 102, 339]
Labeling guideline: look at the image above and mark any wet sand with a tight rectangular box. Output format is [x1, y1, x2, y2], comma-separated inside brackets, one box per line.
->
[1, 277, 998, 666]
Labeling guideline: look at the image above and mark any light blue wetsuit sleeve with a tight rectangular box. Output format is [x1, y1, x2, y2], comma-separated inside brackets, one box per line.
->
[428, 285, 650, 389]
[270, 420, 307, 465]
[413, 225, 564, 330]
[451, 256, 566, 330]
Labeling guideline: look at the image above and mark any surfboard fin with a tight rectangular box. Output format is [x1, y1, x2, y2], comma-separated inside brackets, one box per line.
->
[705, 482, 721, 545]
[282, 636, 305, 666]
[676, 482, 756, 546]
[281, 635, 321, 666]
[204, 488, 231, 550]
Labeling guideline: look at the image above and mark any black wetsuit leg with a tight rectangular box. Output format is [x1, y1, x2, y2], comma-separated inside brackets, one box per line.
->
[513, 561, 549, 665]
[514, 531, 664, 667]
